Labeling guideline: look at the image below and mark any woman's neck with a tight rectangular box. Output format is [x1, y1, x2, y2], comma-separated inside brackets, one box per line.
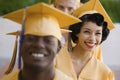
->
[70, 45, 92, 77]
[71, 44, 91, 60]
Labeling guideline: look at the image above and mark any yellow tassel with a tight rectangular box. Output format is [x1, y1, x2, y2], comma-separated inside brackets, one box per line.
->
[68, 33, 73, 52]
[4, 31, 19, 74]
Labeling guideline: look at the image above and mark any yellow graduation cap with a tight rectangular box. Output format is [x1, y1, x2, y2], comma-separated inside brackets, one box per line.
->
[3, 2, 80, 41]
[72, 0, 114, 30]
[55, 0, 80, 3]
[77, 0, 80, 3]
[3, 2, 80, 74]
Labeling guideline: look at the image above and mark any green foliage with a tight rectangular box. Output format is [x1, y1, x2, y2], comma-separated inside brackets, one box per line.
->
[100, 0, 120, 22]
[0, 0, 120, 22]
[0, 0, 55, 16]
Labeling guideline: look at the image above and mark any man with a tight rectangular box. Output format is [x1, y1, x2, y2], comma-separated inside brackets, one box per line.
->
[1, 2, 80, 80]
[54, 0, 80, 14]
[54, 0, 81, 45]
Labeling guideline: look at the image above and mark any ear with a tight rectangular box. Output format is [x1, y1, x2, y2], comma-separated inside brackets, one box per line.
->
[53, 2, 57, 7]
[57, 41, 62, 53]
[75, 34, 79, 43]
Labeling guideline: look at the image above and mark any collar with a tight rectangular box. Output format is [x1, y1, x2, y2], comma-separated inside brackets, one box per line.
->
[18, 70, 23, 80]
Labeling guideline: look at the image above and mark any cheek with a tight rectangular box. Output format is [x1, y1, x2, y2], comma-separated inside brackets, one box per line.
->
[20, 45, 26, 55]
[20, 42, 30, 54]
[48, 43, 59, 55]
[77, 33, 89, 42]
[97, 36, 102, 44]
[49, 45, 58, 53]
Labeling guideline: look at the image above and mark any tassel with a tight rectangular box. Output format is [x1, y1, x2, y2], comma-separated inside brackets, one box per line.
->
[18, 6, 27, 70]
[67, 33, 73, 52]
[4, 31, 19, 74]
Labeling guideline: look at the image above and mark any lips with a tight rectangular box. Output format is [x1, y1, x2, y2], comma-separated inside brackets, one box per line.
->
[85, 42, 96, 48]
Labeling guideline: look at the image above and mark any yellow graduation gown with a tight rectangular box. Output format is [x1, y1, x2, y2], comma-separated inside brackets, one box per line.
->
[0, 69, 73, 80]
[55, 46, 114, 80]
[92, 45, 103, 61]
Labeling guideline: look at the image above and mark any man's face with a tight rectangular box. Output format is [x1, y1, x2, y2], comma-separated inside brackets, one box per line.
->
[21, 35, 60, 71]
[54, 0, 79, 14]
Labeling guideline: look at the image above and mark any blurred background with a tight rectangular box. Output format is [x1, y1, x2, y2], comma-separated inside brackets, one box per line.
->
[0, 0, 120, 79]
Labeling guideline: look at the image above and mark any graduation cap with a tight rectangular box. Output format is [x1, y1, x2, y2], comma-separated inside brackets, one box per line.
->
[55, 0, 80, 3]
[3, 2, 81, 40]
[3, 2, 80, 74]
[72, 0, 114, 30]
[77, 0, 80, 3]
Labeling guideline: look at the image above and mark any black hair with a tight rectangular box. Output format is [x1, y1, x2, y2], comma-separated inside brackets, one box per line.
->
[80, 0, 89, 4]
[69, 13, 110, 44]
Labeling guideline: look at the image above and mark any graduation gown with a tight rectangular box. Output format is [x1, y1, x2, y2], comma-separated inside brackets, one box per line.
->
[0, 69, 73, 80]
[55, 46, 114, 80]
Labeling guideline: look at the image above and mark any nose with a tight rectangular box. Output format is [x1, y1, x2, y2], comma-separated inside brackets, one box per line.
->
[34, 38, 45, 48]
[63, 8, 69, 14]
[89, 34, 96, 42]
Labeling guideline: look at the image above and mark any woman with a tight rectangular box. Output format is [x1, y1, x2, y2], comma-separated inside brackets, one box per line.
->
[55, 13, 114, 80]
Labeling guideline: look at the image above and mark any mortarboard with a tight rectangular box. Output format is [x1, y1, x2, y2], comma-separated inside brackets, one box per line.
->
[55, 0, 80, 3]
[72, 0, 114, 30]
[3, 2, 80, 74]
[3, 2, 80, 41]
[77, 0, 80, 3]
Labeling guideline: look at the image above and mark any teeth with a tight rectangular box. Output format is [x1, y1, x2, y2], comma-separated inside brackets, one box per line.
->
[32, 53, 44, 57]
[87, 43, 94, 46]
[85, 42, 95, 47]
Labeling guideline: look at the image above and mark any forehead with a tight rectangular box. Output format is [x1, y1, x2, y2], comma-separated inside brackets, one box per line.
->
[24, 35, 57, 39]
[56, 0, 78, 6]
[82, 22, 102, 31]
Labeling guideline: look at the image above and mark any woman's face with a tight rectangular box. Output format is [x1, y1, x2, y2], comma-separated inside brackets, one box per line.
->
[76, 22, 102, 51]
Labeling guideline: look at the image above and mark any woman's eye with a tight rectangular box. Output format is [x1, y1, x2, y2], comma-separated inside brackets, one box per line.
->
[84, 31, 90, 34]
[96, 32, 102, 36]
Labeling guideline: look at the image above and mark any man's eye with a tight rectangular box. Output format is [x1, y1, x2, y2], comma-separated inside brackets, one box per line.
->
[68, 7, 73, 11]
[44, 36, 55, 44]
[58, 5, 64, 9]
[25, 36, 35, 42]
[44, 37, 52, 43]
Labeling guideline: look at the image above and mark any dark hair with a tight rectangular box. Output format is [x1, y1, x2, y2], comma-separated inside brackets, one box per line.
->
[80, 0, 89, 4]
[69, 13, 110, 44]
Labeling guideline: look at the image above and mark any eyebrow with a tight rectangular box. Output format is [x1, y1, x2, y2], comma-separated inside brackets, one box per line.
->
[83, 28, 102, 32]
[82, 28, 91, 30]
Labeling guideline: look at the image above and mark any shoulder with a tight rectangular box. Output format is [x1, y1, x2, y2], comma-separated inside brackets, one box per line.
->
[55, 45, 70, 67]
[85, 56, 115, 79]
[56, 45, 69, 60]
[91, 56, 114, 78]
[0, 70, 19, 80]
[54, 69, 73, 80]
